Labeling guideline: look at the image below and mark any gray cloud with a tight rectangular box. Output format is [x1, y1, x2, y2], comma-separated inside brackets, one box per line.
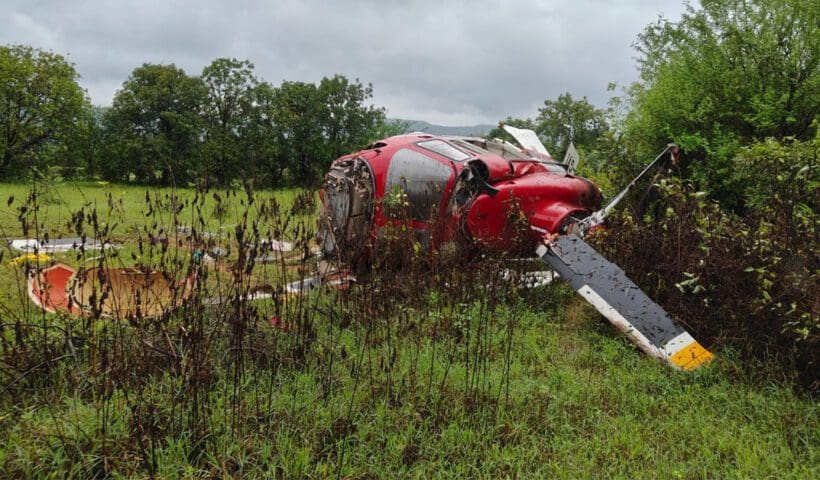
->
[1, 0, 687, 124]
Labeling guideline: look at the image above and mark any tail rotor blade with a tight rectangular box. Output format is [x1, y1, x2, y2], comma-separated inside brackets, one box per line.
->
[537, 235, 713, 370]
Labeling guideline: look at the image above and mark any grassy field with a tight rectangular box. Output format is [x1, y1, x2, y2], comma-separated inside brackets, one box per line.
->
[0, 181, 817, 478]
[0, 181, 307, 237]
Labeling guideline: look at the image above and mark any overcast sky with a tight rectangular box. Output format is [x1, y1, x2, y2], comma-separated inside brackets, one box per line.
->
[1, 0, 688, 125]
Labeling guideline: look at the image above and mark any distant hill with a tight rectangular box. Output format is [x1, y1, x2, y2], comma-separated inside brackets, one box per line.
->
[389, 118, 496, 137]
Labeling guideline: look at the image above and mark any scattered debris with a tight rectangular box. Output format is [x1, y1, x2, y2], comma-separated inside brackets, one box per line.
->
[27, 263, 196, 318]
[259, 238, 294, 252]
[10, 237, 116, 253]
[283, 272, 355, 295]
[27, 264, 74, 313]
[8, 253, 51, 267]
[254, 254, 283, 263]
[176, 225, 224, 239]
[280, 260, 356, 294]
[255, 243, 319, 264]
[283, 275, 323, 294]
[268, 315, 291, 331]
[243, 271, 354, 300]
[501, 269, 557, 289]
[200, 268, 355, 305]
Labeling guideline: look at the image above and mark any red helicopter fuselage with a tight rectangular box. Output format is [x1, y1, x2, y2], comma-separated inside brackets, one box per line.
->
[318, 133, 602, 260]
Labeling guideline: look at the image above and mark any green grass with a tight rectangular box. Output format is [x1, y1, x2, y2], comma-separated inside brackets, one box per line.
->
[0, 180, 307, 238]
[0, 180, 312, 317]
[0, 182, 817, 478]
[2, 303, 816, 478]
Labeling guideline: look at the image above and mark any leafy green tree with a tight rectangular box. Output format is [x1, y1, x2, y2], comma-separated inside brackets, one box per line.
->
[268, 80, 325, 185]
[267, 75, 386, 186]
[317, 75, 386, 161]
[200, 58, 260, 185]
[103, 63, 205, 184]
[0, 44, 89, 179]
[373, 118, 411, 139]
[78, 105, 109, 178]
[536, 92, 607, 160]
[51, 104, 102, 179]
[239, 81, 284, 187]
[488, 95, 608, 170]
[624, 0, 818, 205]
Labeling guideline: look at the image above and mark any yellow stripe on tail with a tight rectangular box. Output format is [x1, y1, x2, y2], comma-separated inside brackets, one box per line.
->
[669, 342, 714, 370]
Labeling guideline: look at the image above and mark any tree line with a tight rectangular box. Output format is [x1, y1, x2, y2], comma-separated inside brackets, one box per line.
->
[1, 0, 816, 204]
[0, 48, 399, 187]
[491, 0, 817, 214]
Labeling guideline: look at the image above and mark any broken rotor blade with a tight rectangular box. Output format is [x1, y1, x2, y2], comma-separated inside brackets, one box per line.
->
[578, 144, 678, 233]
[537, 235, 713, 370]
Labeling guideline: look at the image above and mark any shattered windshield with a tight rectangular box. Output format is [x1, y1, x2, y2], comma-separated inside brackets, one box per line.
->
[416, 140, 471, 162]
[450, 139, 489, 156]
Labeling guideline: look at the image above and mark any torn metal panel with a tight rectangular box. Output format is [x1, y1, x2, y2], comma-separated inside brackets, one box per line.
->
[284, 275, 323, 294]
[27, 263, 196, 319]
[203, 269, 356, 305]
[500, 268, 557, 289]
[537, 235, 713, 370]
[502, 124, 550, 157]
[284, 271, 355, 295]
[72, 267, 196, 318]
[318, 157, 375, 259]
[10, 237, 116, 253]
[28, 264, 75, 314]
[517, 270, 557, 288]
[255, 240, 298, 263]
[259, 238, 294, 252]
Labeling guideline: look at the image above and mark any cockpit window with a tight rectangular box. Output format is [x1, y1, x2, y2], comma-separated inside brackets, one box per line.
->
[416, 140, 471, 162]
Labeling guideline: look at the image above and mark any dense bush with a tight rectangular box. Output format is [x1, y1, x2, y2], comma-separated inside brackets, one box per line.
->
[620, 0, 818, 208]
[593, 136, 818, 390]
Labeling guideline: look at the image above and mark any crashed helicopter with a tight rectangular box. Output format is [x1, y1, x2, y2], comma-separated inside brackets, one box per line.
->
[19, 124, 713, 370]
[317, 125, 713, 370]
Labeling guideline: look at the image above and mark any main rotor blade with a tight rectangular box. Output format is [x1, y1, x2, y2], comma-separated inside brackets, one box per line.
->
[537, 235, 713, 370]
[578, 144, 678, 233]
